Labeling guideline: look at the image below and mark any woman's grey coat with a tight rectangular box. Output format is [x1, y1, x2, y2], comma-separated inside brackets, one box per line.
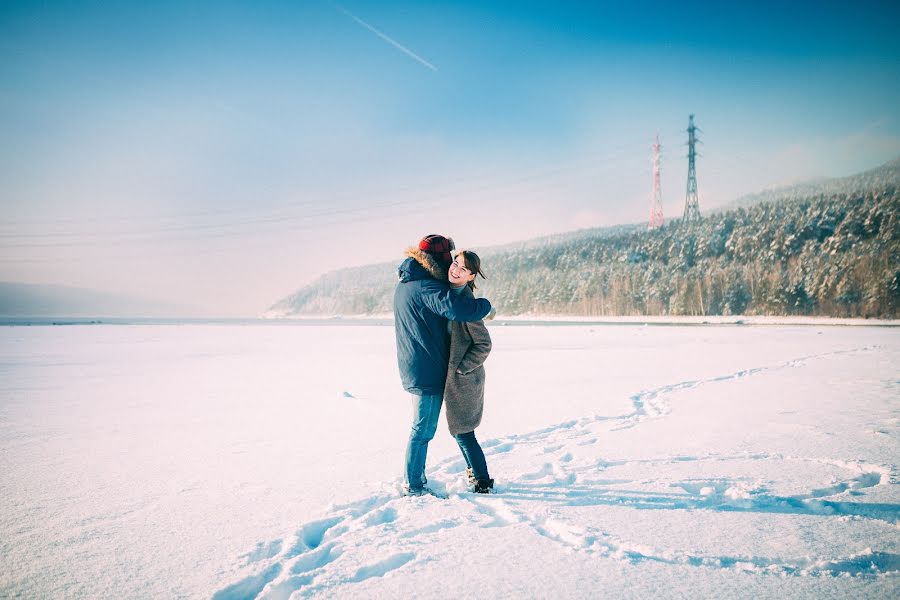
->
[444, 287, 493, 436]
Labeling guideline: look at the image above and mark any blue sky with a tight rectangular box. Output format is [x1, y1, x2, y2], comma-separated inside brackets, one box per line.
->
[1, 0, 898, 314]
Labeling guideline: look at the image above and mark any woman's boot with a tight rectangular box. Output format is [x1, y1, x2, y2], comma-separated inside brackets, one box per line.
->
[473, 478, 494, 494]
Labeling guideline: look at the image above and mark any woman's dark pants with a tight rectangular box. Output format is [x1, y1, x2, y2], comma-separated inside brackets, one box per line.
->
[454, 430, 490, 480]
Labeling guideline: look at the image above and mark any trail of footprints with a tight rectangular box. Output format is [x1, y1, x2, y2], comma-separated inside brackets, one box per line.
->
[214, 347, 898, 598]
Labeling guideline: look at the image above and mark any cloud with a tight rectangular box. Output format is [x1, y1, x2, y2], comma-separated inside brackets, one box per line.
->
[773, 120, 900, 180]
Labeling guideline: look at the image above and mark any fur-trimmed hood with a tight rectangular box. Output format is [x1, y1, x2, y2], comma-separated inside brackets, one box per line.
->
[399, 247, 449, 283]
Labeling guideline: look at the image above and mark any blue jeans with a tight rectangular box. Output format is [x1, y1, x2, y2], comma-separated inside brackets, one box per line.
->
[454, 430, 490, 481]
[405, 393, 443, 490]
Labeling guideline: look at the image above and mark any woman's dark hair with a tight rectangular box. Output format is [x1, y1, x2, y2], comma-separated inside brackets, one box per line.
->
[457, 249, 486, 291]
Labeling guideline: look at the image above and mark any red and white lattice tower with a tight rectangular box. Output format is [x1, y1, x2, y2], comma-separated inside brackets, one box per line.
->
[648, 133, 664, 229]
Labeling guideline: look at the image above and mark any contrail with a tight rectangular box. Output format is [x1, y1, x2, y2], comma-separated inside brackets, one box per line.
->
[333, 3, 437, 71]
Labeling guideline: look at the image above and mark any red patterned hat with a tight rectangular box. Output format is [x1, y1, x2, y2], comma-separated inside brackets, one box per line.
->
[418, 234, 455, 267]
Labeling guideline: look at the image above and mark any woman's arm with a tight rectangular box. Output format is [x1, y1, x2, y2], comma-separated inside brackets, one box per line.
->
[456, 321, 493, 374]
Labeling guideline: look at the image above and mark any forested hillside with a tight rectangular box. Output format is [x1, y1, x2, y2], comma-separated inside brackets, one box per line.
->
[267, 159, 900, 318]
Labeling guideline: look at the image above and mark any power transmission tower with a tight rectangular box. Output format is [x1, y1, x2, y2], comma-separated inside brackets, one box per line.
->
[648, 133, 664, 229]
[683, 114, 702, 223]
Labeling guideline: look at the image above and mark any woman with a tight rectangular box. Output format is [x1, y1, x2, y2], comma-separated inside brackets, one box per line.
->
[445, 250, 495, 493]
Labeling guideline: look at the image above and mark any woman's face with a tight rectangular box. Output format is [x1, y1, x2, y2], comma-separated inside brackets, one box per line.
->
[448, 255, 476, 286]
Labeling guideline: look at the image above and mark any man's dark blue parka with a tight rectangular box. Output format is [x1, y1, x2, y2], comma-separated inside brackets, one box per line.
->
[394, 248, 492, 396]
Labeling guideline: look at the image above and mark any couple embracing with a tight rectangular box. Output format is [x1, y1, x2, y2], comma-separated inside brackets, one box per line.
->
[393, 234, 496, 497]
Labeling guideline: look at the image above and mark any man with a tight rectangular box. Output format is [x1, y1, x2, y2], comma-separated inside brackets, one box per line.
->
[394, 234, 493, 496]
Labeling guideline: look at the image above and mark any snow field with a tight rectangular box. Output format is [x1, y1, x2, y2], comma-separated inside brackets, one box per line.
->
[211, 326, 898, 599]
[1, 324, 898, 599]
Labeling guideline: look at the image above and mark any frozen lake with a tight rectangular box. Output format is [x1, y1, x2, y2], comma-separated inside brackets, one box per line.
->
[1, 323, 898, 598]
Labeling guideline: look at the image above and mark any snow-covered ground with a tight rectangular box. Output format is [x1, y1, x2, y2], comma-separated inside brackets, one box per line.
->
[1, 323, 897, 599]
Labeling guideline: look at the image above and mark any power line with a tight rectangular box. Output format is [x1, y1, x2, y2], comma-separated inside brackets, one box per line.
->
[0, 144, 655, 249]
